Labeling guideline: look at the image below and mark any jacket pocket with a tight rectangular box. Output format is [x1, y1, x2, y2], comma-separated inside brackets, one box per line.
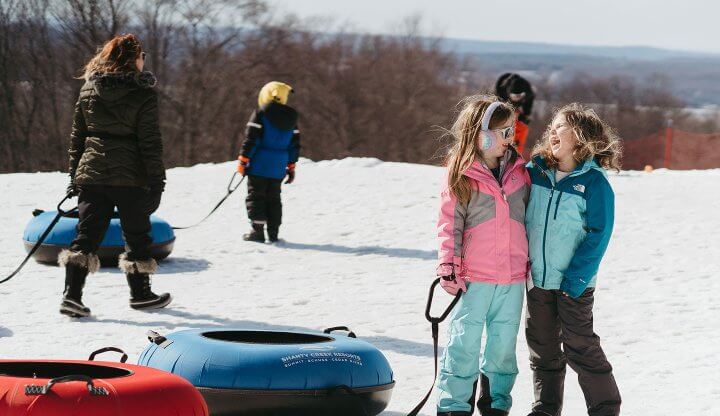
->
[462, 222, 496, 278]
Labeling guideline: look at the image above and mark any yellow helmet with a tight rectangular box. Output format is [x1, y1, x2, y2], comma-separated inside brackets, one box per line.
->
[258, 81, 294, 107]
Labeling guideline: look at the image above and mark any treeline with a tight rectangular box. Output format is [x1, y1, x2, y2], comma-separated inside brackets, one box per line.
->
[0, 0, 716, 173]
[0, 0, 462, 173]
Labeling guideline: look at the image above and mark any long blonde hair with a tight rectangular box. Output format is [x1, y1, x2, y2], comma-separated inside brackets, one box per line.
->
[533, 103, 622, 171]
[81, 33, 143, 80]
[445, 95, 515, 205]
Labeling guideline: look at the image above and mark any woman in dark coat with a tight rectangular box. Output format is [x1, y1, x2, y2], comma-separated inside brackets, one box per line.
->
[60, 33, 171, 317]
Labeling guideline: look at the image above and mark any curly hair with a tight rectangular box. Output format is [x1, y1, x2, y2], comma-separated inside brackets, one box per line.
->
[81, 33, 143, 80]
[533, 103, 622, 171]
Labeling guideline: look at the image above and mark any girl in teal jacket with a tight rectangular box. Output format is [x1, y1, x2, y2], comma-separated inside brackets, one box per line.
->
[524, 103, 623, 416]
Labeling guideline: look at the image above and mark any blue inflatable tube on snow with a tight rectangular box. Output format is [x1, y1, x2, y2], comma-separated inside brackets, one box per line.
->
[138, 327, 395, 416]
[23, 209, 175, 266]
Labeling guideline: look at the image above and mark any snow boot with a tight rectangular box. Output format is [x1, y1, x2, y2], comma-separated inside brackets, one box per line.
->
[437, 412, 472, 416]
[243, 222, 265, 242]
[479, 408, 508, 416]
[477, 374, 509, 416]
[57, 250, 99, 318]
[119, 254, 172, 310]
[267, 225, 280, 243]
[59, 263, 91, 318]
[126, 273, 172, 310]
[527, 412, 554, 416]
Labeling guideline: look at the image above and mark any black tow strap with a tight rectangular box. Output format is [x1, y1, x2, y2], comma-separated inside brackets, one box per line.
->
[0, 195, 77, 285]
[171, 172, 245, 230]
[407, 278, 462, 416]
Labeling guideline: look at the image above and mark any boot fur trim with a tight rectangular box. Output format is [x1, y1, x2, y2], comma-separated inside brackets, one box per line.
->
[118, 253, 158, 274]
[58, 250, 100, 274]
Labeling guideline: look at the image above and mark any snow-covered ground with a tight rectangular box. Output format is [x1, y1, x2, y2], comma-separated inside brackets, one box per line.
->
[1, 158, 719, 415]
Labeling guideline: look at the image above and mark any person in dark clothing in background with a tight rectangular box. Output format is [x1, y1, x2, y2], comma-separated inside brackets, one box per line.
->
[60, 33, 171, 318]
[495, 73, 535, 154]
[237, 81, 301, 243]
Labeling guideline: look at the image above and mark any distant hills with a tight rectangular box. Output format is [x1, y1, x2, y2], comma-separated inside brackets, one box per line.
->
[440, 38, 720, 107]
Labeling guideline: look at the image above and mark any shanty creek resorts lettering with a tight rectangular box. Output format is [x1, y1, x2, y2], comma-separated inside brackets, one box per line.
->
[281, 352, 363, 368]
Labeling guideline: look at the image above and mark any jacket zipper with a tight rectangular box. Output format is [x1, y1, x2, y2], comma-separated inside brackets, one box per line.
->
[498, 160, 515, 201]
[553, 191, 563, 220]
[540, 165, 584, 285]
[541, 186, 554, 287]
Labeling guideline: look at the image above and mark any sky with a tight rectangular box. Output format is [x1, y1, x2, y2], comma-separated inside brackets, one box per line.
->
[268, 0, 720, 54]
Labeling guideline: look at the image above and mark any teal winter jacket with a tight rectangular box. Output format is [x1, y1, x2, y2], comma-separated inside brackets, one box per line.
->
[525, 156, 615, 297]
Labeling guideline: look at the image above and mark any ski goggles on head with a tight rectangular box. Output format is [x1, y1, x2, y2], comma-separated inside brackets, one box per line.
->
[494, 125, 515, 141]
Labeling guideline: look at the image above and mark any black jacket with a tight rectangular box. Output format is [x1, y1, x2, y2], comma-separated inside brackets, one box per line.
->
[69, 71, 165, 187]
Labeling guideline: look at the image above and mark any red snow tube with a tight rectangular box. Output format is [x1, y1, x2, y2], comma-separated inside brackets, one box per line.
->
[0, 348, 208, 416]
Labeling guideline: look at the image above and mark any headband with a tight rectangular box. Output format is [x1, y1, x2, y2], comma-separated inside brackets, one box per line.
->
[481, 102, 503, 131]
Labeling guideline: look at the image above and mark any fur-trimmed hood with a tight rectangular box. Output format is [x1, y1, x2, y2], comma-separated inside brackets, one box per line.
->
[87, 71, 157, 101]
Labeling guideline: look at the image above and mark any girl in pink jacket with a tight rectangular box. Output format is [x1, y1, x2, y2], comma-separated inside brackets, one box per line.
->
[435, 96, 530, 416]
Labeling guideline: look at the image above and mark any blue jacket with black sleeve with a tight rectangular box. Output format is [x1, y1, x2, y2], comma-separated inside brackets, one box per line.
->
[240, 102, 300, 180]
[525, 156, 615, 298]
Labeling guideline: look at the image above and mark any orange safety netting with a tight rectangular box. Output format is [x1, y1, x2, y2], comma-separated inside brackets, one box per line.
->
[623, 129, 720, 170]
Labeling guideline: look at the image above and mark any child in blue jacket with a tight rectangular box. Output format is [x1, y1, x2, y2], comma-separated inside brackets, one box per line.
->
[524, 103, 622, 416]
[237, 81, 300, 243]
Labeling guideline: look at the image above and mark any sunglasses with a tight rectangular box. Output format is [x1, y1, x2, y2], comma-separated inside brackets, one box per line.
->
[494, 125, 515, 141]
[141, 52, 147, 60]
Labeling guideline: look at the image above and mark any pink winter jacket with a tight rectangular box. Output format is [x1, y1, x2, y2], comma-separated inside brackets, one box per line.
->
[437, 156, 531, 284]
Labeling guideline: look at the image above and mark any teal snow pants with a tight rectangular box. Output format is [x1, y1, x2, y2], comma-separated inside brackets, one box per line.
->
[436, 281, 525, 414]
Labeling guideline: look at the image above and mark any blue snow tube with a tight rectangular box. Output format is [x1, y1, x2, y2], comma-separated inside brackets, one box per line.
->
[23, 209, 175, 266]
[138, 327, 394, 416]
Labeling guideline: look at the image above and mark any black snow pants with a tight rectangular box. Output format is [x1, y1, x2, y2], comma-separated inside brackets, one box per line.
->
[70, 185, 161, 261]
[245, 175, 282, 230]
[525, 286, 621, 416]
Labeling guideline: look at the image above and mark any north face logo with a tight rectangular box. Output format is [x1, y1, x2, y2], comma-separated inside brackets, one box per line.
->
[573, 184, 586, 193]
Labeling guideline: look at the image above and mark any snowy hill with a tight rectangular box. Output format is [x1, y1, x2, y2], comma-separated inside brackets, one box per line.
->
[1, 158, 719, 415]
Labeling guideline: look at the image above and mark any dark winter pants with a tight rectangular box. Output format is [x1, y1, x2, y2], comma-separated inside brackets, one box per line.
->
[245, 175, 282, 229]
[71, 185, 161, 261]
[525, 287, 621, 416]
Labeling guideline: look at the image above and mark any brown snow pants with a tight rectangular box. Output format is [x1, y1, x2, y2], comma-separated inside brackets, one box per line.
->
[525, 287, 621, 416]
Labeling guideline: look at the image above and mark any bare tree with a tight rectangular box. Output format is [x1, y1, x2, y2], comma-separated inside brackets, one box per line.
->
[2, 0, 714, 174]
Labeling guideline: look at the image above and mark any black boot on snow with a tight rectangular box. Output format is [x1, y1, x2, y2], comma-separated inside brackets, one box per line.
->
[437, 412, 472, 416]
[120, 254, 171, 310]
[527, 412, 554, 416]
[126, 273, 172, 310]
[479, 408, 508, 416]
[60, 263, 91, 318]
[243, 222, 265, 242]
[58, 250, 98, 318]
[267, 225, 280, 243]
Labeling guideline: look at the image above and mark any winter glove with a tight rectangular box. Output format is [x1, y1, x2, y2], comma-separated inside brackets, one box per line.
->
[438, 264, 467, 296]
[285, 163, 296, 184]
[66, 180, 78, 197]
[149, 180, 165, 194]
[238, 156, 250, 176]
[440, 274, 467, 296]
[144, 181, 165, 215]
